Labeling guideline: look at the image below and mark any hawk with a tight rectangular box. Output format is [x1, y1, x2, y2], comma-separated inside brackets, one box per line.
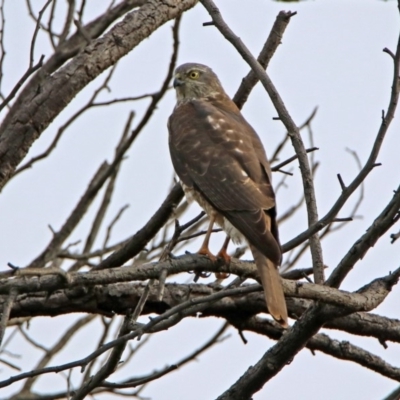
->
[168, 63, 288, 327]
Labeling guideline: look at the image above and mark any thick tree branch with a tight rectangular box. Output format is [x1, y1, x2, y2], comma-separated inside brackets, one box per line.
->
[233, 316, 400, 383]
[0, 0, 197, 191]
[1, 0, 147, 128]
[216, 264, 400, 400]
[3, 264, 399, 323]
[1, 266, 399, 391]
[0, 284, 273, 389]
[1, 252, 399, 314]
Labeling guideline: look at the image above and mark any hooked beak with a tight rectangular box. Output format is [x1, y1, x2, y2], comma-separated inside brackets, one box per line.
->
[173, 77, 184, 88]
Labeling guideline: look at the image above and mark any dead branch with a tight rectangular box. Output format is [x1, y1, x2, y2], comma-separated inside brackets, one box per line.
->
[232, 10, 295, 109]
[101, 322, 229, 389]
[0, 0, 197, 191]
[233, 316, 400, 383]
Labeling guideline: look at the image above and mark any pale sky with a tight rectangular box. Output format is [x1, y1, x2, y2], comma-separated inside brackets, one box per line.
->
[1, 1, 400, 399]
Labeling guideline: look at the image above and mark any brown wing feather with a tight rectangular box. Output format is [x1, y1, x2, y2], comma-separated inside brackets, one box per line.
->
[225, 210, 281, 265]
[169, 98, 281, 260]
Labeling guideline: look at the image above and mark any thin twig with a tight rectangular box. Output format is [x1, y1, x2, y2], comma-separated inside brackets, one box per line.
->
[327, 183, 400, 287]
[14, 65, 129, 175]
[0, 357, 21, 371]
[337, 174, 346, 191]
[82, 316, 115, 384]
[0, 55, 44, 112]
[58, 0, 76, 45]
[102, 322, 229, 388]
[270, 107, 318, 165]
[46, 0, 57, 49]
[70, 111, 134, 272]
[0, 0, 6, 92]
[177, 228, 221, 243]
[77, 0, 86, 22]
[30, 0, 52, 68]
[102, 205, 130, 255]
[74, 18, 91, 44]
[18, 325, 48, 352]
[271, 147, 319, 172]
[157, 211, 206, 299]
[390, 228, 400, 244]
[21, 314, 96, 392]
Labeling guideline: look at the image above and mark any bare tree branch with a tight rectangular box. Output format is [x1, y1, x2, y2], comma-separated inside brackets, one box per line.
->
[101, 322, 229, 388]
[234, 316, 400, 383]
[0, 0, 197, 191]
[20, 315, 95, 393]
[232, 10, 295, 109]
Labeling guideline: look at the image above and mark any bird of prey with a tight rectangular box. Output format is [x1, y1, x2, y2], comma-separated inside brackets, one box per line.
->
[168, 63, 288, 327]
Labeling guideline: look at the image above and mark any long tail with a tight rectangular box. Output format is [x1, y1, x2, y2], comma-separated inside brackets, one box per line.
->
[250, 244, 288, 328]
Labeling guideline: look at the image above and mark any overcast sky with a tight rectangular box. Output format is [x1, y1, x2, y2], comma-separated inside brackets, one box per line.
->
[1, 1, 400, 399]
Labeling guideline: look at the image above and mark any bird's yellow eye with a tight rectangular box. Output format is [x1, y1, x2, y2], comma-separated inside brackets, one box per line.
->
[188, 70, 200, 80]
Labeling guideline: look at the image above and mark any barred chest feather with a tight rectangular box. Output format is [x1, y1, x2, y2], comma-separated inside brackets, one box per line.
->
[181, 183, 243, 245]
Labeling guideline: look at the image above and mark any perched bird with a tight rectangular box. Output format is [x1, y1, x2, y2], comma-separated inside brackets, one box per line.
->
[168, 63, 288, 327]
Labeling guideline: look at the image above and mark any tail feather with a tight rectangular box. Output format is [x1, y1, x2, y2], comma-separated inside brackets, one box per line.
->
[250, 244, 288, 327]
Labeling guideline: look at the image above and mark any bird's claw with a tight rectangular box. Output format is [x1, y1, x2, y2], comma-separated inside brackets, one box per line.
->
[197, 246, 217, 262]
[215, 247, 231, 280]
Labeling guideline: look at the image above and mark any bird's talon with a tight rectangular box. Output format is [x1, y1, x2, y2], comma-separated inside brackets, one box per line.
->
[217, 249, 231, 265]
[194, 271, 212, 282]
[215, 272, 230, 280]
[197, 247, 217, 263]
[215, 247, 231, 279]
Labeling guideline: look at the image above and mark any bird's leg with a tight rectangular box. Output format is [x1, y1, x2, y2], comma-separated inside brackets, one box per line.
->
[194, 215, 217, 279]
[215, 236, 230, 279]
[217, 236, 231, 263]
[197, 214, 217, 262]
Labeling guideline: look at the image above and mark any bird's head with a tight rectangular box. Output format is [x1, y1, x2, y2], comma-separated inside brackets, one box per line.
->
[173, 63, 225, 103]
